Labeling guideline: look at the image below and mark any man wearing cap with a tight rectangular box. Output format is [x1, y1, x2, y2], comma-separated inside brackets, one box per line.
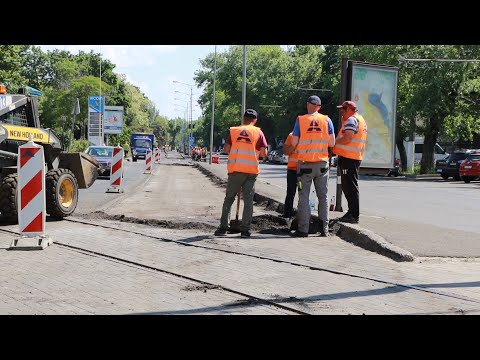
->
[332, 101, 368, 224]
[214, 109, 268, 238]
[284, 95, 335, 237]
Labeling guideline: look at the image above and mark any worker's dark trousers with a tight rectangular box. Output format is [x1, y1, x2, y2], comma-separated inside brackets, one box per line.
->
[283, 169, 297, 217]
[338, 156, 361, 219]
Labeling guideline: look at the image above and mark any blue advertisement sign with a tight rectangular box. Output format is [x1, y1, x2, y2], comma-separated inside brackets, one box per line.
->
[88, 96, 105, 113]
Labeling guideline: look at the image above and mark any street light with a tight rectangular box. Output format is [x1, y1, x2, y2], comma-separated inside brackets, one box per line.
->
[173, 80, 196, 150]
[209, 45, 217, 164]
[242, 45, 247, 123]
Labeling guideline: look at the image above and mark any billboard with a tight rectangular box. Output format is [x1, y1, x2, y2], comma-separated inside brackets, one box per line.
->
[350, 62, 398, 169]
[104, 106, 124, 135]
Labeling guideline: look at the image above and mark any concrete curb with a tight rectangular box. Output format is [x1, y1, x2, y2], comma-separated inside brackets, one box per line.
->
[337, 223, 415, 262]
[194, 162, 414, 262]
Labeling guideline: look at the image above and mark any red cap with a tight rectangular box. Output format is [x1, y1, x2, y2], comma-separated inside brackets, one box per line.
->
[336, 100, 357, 110]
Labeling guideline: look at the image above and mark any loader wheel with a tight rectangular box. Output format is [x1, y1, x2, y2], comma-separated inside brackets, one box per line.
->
[46, 168, 78, 219]
[0, 173, 18, 222]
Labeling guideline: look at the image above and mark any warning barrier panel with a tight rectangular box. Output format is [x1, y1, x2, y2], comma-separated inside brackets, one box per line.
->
[11, 135, 53, 249]
[144, 149, 152, 174]
[154, 147, 161, 164]
[106, 145, 124, 193]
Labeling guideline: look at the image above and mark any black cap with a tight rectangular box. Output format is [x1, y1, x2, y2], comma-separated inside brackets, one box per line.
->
[244, 109, 257, 119]
[307, 95, 321, 106]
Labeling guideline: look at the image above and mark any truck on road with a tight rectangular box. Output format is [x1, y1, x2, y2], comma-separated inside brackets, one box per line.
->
[130, 133, 155, 162]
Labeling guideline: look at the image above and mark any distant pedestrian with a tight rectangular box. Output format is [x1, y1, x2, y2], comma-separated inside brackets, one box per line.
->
[214, 109, 268, 238]
[332, 100, 368, 224]
[281, 132, 298, 218]
[286, 95, 335, 237]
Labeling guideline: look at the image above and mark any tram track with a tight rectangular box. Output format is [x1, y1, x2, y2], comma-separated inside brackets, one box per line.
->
[2, 216, 480, 313]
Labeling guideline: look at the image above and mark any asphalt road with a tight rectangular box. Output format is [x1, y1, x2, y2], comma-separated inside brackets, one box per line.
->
[76, 152, 480, 236]
[76, 157, 151, 214]
[253, 157, 480, 236]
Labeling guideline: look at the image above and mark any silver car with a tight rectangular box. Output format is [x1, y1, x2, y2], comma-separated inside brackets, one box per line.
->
[85, 145, 114, 177]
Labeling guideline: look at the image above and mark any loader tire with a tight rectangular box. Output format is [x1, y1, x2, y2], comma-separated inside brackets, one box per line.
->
[0, 173, 18, 222]
[46, 168, 78, 219]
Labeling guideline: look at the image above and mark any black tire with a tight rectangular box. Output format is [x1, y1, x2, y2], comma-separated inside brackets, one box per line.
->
[463, 177, 472, 183]
[46, 168, 78, 219]
[132, 156, 137, 162]
[441, 174, 449, 180]
[0, 173, 18, 222]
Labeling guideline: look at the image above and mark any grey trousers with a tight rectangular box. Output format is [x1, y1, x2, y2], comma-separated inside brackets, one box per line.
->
[219, 172, 258, 232]
[296, 161, 329, 234]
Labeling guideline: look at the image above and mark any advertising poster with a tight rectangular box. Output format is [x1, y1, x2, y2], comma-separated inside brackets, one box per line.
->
[350, 63, 398, 169]
[104, 106, 124, 135]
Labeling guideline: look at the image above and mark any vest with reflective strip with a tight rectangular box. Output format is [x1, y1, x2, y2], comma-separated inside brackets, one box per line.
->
[227, 125, 261, 174]
[285, 132, 298, 170]
[333, 113, 367, 160]
[296, 113, 330, 162]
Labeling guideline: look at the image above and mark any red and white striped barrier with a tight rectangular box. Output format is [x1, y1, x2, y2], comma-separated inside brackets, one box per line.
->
[10, 136, 52, 250]
[144, 149, 152, 174]
[106, 145, 124, 193]
[154, 147, 161, 164]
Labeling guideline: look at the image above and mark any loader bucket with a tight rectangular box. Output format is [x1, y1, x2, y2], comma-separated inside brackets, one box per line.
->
[59, 152, 99, 189]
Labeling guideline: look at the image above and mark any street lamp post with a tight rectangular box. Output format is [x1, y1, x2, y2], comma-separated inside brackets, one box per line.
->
[173, 80, 196, 150]
[209, 45, 217, 165]
[241, 45, 247, 124]
[174, 101, 189, 153]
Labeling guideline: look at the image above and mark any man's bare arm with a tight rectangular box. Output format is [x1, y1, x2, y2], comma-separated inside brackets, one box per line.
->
[224, 142, 232, 154]
[335, 129, 354, 145]
[259, 147, 268, 160]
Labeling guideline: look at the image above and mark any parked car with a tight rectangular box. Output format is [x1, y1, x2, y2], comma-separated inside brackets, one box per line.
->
[435, 156, 449, 175]
[437, 152, 468, 180]
[330, 155, 338, 167]
[268, 150, 277, 163]
[459, 152, 480, 183]
[273, 149, 287, 165]
[85, 145, 114, 177]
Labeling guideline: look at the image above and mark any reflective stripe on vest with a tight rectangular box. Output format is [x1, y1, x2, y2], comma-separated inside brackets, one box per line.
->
[227, 125, 261, 174]
[333, 113, 367, 160]
[296, 113, 330, 162]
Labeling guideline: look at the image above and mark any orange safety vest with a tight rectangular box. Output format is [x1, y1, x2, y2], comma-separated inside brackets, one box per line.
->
[284, 132, 298, 170]
[296, 113, 330, 162]
[227, 125, 262, 174]
[333, 113, 367, 161]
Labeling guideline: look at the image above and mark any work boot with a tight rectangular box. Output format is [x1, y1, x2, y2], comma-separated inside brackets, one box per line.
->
[290, 230, 308, 238]
[320, 225, 330, 237]
[240, 230, 251, 238]
[214, 228, 227, 236]
[338, 213, 359, 224]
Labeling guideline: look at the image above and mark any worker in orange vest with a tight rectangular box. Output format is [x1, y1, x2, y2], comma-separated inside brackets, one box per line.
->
[282, 132, 298, 218]
[214, 109, 268, 238]
[332, 100, 368, 224]
[285, 95, 335, 237]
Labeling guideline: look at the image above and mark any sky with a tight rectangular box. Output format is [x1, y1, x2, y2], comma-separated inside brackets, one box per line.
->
[39, 45, 231, 120]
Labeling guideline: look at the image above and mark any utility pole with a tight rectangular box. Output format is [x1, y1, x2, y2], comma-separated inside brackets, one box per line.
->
[209, 45, 217, 165]
[335, 58, 349, 212]
[241, 45, 247, 124]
